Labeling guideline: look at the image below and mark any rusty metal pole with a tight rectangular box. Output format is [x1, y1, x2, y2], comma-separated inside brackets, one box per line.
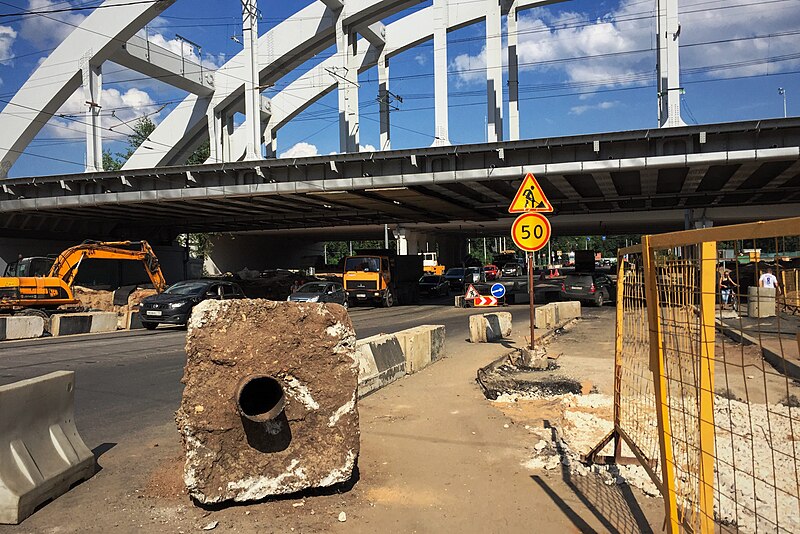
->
[528, 251, 535, 350]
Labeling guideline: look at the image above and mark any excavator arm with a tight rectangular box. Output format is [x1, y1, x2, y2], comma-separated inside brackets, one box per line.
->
[50, 240, 168, 292]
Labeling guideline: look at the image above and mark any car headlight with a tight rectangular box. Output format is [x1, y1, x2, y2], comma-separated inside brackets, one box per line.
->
[169, 300, 189, 309]
[308, 296, 320, 302]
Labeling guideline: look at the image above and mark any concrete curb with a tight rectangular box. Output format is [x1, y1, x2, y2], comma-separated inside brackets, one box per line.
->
[0, 371, 95, 524]
[716, 319, 800, 380]
[51, 312, 118, 336]
[0, 317, 44, 341]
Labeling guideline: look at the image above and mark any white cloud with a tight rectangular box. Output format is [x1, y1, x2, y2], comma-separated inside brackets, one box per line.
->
[20, 0, 86, 48]
[414, 53, 427, 66]
[0, 25, 16, 62]
[359, 144, 377, 152]
[449, 0, 800, 91]
[279, 141, 319, 158]
[43, 87, 159, 141]
[0, 25, 17, 85]
[145, 31, 224, 70]
[569, 100, 618, 115]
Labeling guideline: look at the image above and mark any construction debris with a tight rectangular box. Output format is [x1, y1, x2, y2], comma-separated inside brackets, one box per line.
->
[176, 299, 359, 504]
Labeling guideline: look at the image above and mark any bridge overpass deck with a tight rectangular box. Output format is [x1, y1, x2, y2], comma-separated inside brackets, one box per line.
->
[2, 119, 799, 240]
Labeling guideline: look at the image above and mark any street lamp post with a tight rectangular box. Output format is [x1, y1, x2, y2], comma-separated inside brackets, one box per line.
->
[779, 87, 787, 118]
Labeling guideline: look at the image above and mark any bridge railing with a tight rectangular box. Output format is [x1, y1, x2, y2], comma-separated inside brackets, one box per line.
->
[588, 217, 800, 534]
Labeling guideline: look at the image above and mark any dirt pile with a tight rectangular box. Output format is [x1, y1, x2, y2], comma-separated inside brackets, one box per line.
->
[176, 298, 359, 504]
[72, 286, 157, 313]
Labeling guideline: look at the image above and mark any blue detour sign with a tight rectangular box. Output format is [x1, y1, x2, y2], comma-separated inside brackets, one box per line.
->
[490, 283, 506, 299]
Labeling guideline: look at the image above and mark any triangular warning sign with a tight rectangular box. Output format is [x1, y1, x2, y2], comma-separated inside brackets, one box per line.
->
[464, 284, 481, 299]
[508, 173, 554, 213]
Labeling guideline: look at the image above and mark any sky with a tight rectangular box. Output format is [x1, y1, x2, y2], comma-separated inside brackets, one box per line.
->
[1, 0, 799, 177]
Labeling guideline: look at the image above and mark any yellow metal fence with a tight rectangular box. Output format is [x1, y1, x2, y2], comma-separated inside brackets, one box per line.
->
[596, 217, 800, 533]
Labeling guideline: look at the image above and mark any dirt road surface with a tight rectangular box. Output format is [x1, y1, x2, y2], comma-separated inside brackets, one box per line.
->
[0, 306, 664, 533]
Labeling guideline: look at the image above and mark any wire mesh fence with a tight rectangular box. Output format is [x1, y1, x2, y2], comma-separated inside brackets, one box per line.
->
[593, 217, 800, 533]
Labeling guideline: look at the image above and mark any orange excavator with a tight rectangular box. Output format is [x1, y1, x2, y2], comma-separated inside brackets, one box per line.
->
[0, 240, 167, 312]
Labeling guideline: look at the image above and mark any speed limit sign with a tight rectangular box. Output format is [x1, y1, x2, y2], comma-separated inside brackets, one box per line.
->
[511, 212, 551, 251]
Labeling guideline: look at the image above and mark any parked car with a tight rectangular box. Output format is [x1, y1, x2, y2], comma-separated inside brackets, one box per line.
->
[139, 279, 244, 329]
[418, 275, 449, 297]
[483, 264, 500, 281]
[561, 272, 616, 307]
[287, 281, 348, 307]
[502, 262, 524, 277]
[444, 267, 467, 290]
[465, 266, 484, 284]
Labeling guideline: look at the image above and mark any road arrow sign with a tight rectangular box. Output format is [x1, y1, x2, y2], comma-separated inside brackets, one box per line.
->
[490, 283, 506, 299]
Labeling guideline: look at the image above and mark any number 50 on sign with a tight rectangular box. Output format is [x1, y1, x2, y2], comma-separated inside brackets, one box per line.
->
[511, 212, 551, 251]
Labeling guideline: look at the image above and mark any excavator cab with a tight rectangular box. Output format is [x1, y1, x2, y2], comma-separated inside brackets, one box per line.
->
[4, 257, 55, 278]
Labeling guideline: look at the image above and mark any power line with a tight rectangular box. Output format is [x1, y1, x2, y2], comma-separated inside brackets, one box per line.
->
[0, 0, 166, 19]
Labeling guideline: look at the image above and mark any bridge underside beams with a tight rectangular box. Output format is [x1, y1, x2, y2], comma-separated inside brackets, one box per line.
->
[1, 121, 799, 240]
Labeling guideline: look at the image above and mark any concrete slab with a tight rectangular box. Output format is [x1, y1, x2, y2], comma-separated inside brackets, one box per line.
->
[395, 325, 446, 374]
[357, 333, 407, 397]
[554, 301, 582, 323]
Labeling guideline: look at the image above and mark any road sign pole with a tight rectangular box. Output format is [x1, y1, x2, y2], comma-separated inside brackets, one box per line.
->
[528, 251, 535, 350]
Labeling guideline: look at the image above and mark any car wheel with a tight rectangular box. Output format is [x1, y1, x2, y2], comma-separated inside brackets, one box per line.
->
[142, 321, 158, 330]
[383, 289, 394, 308]
[594, 292, 605, 307]
[342, 298, 349, 309]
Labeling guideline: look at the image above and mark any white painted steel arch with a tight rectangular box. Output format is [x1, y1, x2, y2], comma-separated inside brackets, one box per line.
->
[0, 0, 177, 176]
[0, 0, 684, 176]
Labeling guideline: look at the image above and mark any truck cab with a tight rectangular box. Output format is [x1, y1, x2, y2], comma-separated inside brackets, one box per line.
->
[343, 250, 422, 307]
[421, 252, 444, 275]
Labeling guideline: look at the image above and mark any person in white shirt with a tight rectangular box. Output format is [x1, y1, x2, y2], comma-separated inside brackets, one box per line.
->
[758, 267, 780, 293]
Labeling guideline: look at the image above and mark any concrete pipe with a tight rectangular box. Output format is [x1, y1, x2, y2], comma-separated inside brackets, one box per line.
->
[236, 375, 286, 422]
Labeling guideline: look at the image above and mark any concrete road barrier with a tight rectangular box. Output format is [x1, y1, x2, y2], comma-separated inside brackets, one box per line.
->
[51, 312, 118, 336]
[118, 310, 144, 330]
[0, 371, 95, 524]
[356, 333, 407, 397]
[395, 325, 446, 374]
[554, 301, 581, 323]
[469, 312, 512, 343]
[454, 295, 465, 308]
[0, 316, 44, 341]
[534, 304, 556, 329]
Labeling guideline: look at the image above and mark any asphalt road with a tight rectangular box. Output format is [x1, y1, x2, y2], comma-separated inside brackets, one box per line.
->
[0, 297, 538, 448]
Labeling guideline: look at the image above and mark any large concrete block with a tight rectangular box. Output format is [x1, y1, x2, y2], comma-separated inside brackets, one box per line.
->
[88, 312, 118, 333]
[395, 325, 446, 374]
[177, 299, 359, 504]
[0, 317, 44, 341]
[748, 286, 776, 318]
[356, 333, 406, 397]
[554, 301, 581, 323]
[0, 371, 95, 524]
[534, 304, 556, 329]
[469, 312, 512, 343]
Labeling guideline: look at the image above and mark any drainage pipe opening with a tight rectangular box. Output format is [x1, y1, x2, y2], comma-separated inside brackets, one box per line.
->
[236, 376, 286, 422]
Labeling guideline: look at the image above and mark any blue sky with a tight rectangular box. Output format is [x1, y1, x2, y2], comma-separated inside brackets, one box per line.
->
[1, 0, 799, 177]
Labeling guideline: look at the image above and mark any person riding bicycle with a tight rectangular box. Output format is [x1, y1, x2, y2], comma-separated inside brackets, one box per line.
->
[719, 270, 738, 310]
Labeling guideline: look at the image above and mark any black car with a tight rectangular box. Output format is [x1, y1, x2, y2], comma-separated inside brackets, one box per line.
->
[501, 262, 524, 277]
[287, 282, 348, 307]
[561, 272, 616, 307]
[443, 267, 467, 290]
[139, 279, 244, 329]
[419, 275, 449, 297]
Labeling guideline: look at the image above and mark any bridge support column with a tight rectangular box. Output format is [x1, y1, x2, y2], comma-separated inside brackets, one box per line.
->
[81, 58, 103, 172]
[507, 1, 520, 141]
[207, 108, 234, 163]
[657, 0, 685, 127]
[378, 49, 390, 151]
[336, 15, 360, 153]
[486, 0, 503, 143]
[242, 0, 263, 160]
[432, 0, 450, 146]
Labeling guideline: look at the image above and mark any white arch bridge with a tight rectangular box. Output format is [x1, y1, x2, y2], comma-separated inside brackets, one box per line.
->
[0, 0, 799, 245]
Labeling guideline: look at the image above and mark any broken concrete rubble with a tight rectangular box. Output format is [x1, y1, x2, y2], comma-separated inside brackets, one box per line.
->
[176, 299, 359, 504]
